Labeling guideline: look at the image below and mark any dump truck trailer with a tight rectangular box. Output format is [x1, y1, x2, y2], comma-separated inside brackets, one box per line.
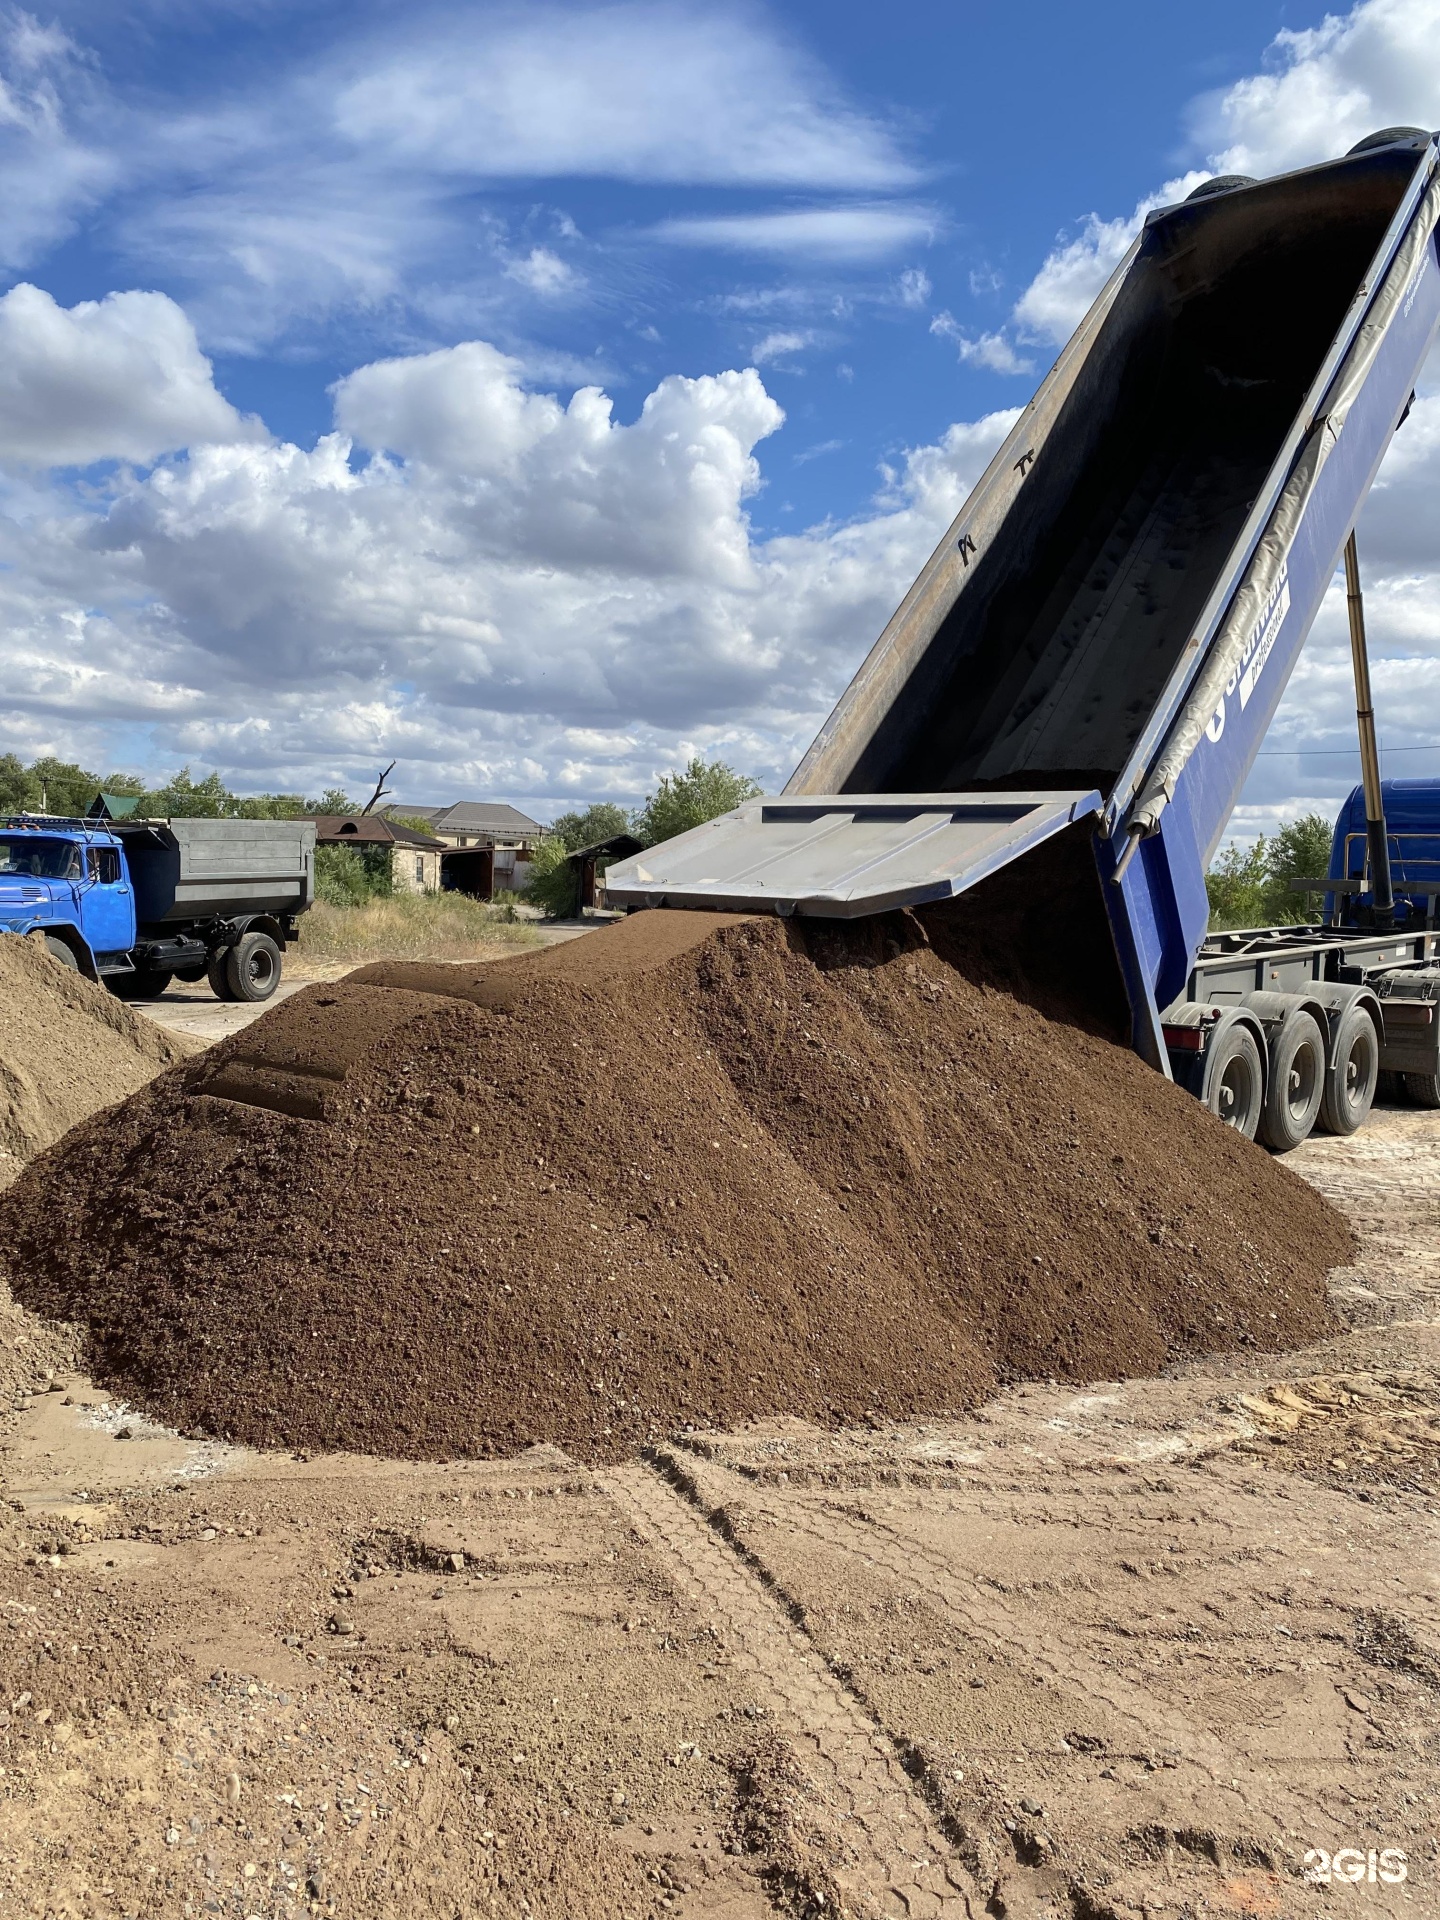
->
[607, 128, 1440, 1151]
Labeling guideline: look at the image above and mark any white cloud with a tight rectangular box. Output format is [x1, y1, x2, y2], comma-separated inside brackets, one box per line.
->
[0, 11, 115, 269]
[0, 341, 1020, 805]
[896, 266, 930, 308]
[1194, 0, 1440, 178]
[1011, 175, 1207, 346]
[929, 311, 1033, 375]
[503, 246, 581, 296]
[1014, 0, 1440, 351]
[0, 283, 263, 466]
[651, 203, 938, 261]
[750, 329, 814, 366]
[332, 4, 917, 191]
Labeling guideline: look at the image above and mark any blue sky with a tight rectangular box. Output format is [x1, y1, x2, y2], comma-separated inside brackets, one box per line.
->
[0, 0, 1436, 829]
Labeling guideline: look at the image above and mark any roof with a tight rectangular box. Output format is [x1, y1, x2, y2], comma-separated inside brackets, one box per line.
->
[387, 801, 544, 836]
[567, 833, 644, 863]
[85, 790, 140, 820]
[307, 814, 444, 848]
[387, 819, 446, 849]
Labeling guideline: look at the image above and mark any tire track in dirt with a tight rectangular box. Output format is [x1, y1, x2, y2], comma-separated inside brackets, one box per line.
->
[661, 1450, 1339, 1843]
[600, 1462, 980, 1919]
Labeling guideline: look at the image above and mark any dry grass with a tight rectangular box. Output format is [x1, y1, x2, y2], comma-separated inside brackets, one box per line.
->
[297, 893, 542, 965]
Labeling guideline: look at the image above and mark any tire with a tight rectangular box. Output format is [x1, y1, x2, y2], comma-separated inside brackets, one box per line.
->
[1403, 1071, 1440, 1110]
[224, 931, 282, 1003]
[1258, 1011, 1325, 1152]
[1347, 127, 1429, 156]
[1203, 1023, 1264, 1139]
[1376, 1069, 1405, 1105]
[41, 935, 78, 970]
[1318, 1004, 1380, 1135]
[206, 951, 238, 1002]
[108, 968, 173, 1000]
[1185, 174, 1257, 201]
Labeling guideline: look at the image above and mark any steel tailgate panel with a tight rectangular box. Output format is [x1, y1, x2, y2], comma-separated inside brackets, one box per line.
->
[603, 791, 1101, 917]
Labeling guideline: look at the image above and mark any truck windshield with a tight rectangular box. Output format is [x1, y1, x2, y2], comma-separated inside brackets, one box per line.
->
[0, 836, 85, 880]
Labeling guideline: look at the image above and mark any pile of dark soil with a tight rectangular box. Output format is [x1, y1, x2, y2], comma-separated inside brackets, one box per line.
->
[0, 905, 1351, 1462]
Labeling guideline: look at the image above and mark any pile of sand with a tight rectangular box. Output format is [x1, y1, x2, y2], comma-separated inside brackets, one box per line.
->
[0, 901, 1351, 1463]
[0, 934, 195, 1192]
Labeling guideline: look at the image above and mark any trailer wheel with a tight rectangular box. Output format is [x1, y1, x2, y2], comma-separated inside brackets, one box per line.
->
[1202, 1023, 1264, 1139]
[1403, 1071, 1440, 1110]
[41, 935, 78, 970]
[1258, 1012, 1325, 1152]
[225, 931, 282, 1003]
[1318, 1005, 1380, 1134]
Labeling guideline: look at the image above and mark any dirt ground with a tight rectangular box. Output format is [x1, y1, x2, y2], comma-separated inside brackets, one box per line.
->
[0, 1104, 1435, 1919]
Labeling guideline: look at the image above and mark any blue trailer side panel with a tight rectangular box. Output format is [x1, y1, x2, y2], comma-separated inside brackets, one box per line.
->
[1118, 196, 1440, 1023]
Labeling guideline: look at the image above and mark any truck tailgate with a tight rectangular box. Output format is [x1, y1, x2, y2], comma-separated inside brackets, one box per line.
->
[604, 790, 1100, 916]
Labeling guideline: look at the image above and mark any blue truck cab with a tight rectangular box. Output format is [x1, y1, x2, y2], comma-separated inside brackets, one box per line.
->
[0, 814, 316, 1002]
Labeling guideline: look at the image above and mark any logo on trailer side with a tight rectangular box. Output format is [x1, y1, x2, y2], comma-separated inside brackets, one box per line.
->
[1205, 561, 1291, 744]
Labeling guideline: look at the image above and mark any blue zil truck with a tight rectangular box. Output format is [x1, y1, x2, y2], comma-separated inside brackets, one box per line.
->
[607, 128, 1440, 1154]
[0, 815, 315, 1002]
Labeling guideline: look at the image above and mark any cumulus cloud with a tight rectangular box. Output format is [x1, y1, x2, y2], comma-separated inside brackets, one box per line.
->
[1195, 0, 1440, 178]
[1014, 0, 1440, 349]
[0, 342, 1021, 804]
[651, 203, 938, 261]
[0, 283, 264, 466]
[929, 311, 1033, 375]
[1011, 176, 1207, 347]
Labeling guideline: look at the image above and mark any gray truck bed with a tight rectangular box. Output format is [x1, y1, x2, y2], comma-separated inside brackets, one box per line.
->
[117, 818, 316, 927]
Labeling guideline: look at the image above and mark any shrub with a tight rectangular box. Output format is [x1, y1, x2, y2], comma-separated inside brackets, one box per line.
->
[523, 835, 577, 918]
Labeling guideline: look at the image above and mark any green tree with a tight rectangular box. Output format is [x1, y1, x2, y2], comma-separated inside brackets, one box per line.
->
[1206, 811, 1338, 930]
[235, 791, 306, 819]
[1266, 812, 1335, 923]
[29, 757, 103, 816]
[140, 767, 233, 817]
[308, 787, 356, 815]
[551, 802, 630, 852]
[632, 757, 761, 847]
[0, 754, 40, 813]
[1206, 838, 1270, 929]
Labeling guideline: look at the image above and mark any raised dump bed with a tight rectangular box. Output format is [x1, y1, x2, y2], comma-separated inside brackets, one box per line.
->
[610, 135, 1440, 1152]
[609, 130, 1440, 1146]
